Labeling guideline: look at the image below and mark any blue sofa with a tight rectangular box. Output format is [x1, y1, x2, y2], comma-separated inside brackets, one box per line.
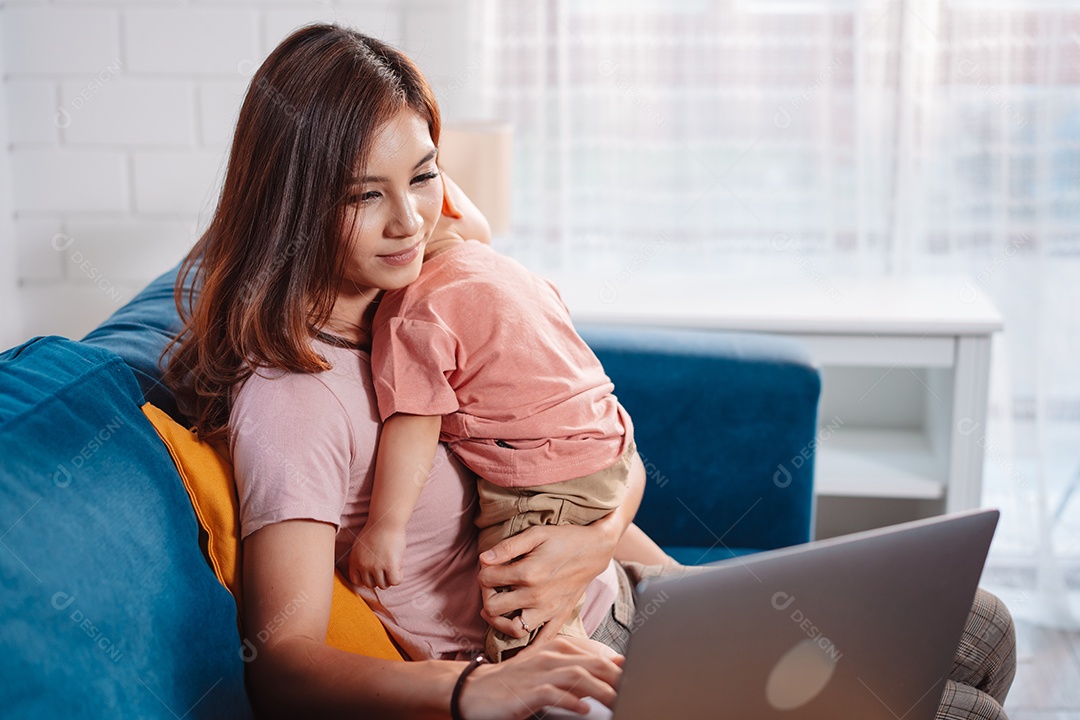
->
[0, 265, 820, 717]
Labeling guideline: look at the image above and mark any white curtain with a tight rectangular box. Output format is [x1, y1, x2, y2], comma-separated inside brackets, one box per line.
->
[475, 0, 1080, 627]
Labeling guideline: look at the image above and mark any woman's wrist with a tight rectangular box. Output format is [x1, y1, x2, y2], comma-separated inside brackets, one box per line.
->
[450, 655, 487, 720]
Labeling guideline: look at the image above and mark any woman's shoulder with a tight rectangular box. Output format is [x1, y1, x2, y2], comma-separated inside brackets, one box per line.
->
[231, 341, 378, 441]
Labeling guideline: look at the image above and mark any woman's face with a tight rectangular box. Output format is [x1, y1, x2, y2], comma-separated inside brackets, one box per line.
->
[338, 109, 443, 294]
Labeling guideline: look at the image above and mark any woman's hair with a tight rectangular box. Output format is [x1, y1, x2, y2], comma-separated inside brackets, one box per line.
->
[163, 24, 441, 441]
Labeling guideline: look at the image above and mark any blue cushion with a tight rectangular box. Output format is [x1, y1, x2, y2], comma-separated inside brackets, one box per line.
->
[579, 325, 820, 559]
[0, 336, 252, 718]
[82, 263, 192, 421]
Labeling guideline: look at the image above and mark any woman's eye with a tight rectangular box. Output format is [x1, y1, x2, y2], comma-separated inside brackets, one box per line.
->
[349, 190, 380, 205]
[412, 170, 439, 185]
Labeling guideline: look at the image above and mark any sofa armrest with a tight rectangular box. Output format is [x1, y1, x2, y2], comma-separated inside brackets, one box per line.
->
[81, 263, 191, 420]
[0, 336, 252, 717]
[578, 324, 820, 563]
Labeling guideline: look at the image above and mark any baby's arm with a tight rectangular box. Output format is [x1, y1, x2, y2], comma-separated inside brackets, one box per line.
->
[348, 413, 443, 589]
[614, 524, 677, 567]
[613, 453, 678, 568]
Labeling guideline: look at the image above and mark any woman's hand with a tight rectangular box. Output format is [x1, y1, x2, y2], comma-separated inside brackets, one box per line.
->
[457, 637, 623, 720]
[477, 452, 650, 642]
[477, 516, 622, 642]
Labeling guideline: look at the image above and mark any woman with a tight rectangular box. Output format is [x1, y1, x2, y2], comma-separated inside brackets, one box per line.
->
[165, 23, 1016, 720]
[165, 24, 630, 718]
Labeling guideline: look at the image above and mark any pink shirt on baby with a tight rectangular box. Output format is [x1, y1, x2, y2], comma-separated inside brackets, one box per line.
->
[371, 240, 632, 488]
[229, 338, 618, 660]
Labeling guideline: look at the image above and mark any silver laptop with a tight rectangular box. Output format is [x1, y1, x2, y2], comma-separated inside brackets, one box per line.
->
[552, 509, 999, 720]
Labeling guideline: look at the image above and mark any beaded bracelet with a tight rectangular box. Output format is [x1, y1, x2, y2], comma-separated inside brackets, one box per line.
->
[450, 655, 487, 720]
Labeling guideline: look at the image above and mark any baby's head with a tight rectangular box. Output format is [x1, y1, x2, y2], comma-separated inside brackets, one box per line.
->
[431, 173, 492, 247]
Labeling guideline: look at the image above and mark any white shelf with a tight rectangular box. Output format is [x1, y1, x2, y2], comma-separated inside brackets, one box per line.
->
[550, 274, 1004, 337]
[542, 271, 1002, 523]
[815, 428, 945, 500]
[787, 333, 956, 368]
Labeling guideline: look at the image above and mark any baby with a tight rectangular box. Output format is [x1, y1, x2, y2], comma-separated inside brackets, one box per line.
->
[349, 175, 642, 662]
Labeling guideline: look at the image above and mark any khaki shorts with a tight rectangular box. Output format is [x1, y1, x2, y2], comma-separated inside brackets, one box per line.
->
[475, 439, 635, 554]
[477, 440, 635, 661]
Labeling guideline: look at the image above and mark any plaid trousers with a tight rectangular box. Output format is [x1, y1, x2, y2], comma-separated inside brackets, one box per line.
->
[591, 562, 1017, 720]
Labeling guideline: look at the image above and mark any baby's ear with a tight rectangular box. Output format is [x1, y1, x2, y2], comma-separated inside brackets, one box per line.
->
[440, 171, 463, 219]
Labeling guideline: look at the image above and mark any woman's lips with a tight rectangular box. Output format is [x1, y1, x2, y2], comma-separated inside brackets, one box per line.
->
[379, 241, 422, 267]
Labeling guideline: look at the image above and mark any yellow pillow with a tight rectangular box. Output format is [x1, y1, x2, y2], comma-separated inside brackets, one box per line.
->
[141, 402, 403, 661]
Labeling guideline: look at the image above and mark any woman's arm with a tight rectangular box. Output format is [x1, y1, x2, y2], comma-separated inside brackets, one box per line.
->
[245, 519, 457, 718]
[245, 519, 620, 719]
[477, 450, 669, 642]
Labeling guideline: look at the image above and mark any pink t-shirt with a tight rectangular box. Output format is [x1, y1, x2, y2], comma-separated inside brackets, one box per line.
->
[371, 240, 632, 488]
[229, 338, 618, 659]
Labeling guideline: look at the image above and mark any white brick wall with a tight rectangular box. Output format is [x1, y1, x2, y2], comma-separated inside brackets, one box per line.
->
[12, 149, 129, 212]
[0, 10, 20, 349]
[59, 79, 196, 146]
[132, 150, 225, 214]
[1, 7, 120, 75]
[199, 79, 249, 148]
[15, 217, 64, 282]
[0, 0, 477, 343]
[124, 7, 259, 75]
[5, 80, 57, 145]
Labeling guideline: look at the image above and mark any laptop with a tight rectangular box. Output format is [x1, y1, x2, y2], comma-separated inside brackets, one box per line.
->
[548, 508, 999, 720]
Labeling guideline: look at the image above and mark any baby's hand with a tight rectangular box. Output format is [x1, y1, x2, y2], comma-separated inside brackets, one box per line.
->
[348, 524, 407, 590]
[429, 174, 491, 246]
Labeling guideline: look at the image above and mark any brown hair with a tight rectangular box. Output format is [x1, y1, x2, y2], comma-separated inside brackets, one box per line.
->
[164, 24, 441, 441]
